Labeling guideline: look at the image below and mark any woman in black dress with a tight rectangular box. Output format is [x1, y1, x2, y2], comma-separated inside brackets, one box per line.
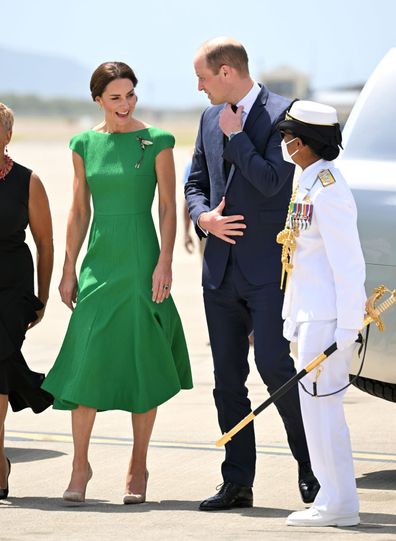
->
[0, 102, 54, 499]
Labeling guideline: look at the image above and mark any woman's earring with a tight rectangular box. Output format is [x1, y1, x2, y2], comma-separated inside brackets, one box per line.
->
[5, 146, 8, 155]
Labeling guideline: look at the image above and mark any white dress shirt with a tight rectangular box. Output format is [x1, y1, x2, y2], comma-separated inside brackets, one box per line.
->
[234, 80, 261, 127]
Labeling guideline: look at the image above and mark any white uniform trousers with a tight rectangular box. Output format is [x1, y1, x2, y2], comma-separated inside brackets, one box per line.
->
[295, 320, 359, 515]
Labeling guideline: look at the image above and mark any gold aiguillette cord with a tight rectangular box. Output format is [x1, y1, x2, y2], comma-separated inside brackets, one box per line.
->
[276, 187, 299, 290]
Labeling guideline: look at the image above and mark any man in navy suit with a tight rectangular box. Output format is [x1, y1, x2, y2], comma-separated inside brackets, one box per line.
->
[185, 37, 319, 511]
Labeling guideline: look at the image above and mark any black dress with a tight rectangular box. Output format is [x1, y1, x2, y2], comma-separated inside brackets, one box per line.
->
[0, 161, 53, 412]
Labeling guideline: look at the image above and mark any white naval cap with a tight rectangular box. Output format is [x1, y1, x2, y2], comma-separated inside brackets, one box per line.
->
[286, 100, 338, 126]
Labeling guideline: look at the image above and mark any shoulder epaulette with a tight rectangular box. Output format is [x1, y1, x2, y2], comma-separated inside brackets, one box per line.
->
[317, 169, 336, 187]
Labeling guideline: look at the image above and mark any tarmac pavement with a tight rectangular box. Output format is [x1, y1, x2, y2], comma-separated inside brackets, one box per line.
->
[1, 139, 395, 541]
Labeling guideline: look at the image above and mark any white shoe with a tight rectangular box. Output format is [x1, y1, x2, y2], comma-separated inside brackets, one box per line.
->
[286, 507, 360, 527]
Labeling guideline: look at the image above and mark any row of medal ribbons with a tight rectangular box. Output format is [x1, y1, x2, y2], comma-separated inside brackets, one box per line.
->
[286, 201, 313, 231]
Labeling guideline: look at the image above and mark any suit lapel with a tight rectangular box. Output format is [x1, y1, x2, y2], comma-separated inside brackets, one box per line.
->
[209, 108, 227, 184]
[224, 85, 269, 195]
[243, 84, 269, 133]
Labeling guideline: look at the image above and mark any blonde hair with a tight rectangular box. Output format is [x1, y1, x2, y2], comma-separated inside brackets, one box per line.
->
[0, 103, 14, 131]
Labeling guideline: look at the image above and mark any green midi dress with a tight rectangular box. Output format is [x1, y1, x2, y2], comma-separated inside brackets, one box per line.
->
[42, 127, 193, 413]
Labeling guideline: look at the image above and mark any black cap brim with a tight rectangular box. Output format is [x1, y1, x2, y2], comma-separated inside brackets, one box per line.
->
[276, 119, 300, 132]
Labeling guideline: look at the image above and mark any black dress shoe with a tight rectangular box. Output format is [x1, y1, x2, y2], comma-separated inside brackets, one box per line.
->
[0, 457, 11, 500]
[199, 482, 253, 511]
[298, 462, 320, 504]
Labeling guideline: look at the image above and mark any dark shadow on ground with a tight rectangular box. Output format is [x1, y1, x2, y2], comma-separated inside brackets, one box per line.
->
[356, 469, 396, 490]
[4, 447, 66, 463]
[1, 498, 395, 534]
[0, 497, 288, 517]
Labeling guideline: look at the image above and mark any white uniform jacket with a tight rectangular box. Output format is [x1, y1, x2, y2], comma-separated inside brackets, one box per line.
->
[282, 159, 366, 331]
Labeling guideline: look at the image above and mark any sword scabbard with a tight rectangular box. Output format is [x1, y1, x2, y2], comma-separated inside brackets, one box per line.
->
[215, 412, 256, 447]
[214, 286, 396, 448]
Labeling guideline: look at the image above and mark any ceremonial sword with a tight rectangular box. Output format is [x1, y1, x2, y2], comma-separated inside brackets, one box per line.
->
[216, 285, 396, 448]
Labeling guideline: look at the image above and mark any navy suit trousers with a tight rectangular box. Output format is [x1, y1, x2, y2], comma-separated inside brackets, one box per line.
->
[203, 249, 310, 487]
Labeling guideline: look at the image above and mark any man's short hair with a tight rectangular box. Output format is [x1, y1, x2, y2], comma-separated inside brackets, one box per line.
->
[201, 38, 249, 76]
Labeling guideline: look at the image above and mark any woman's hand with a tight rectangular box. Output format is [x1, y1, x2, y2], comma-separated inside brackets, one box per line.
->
[152, 260, 172, 304]
[57, 151, 90, 312]
[334, 328, 359, 351]
[59, 268, 78, 310]
[28, 172, 54, 321]
[27, 306, 46, 330]
[153, 147, 176, 304]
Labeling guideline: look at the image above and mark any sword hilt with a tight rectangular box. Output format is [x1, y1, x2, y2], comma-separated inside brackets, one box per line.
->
[363, 286, 396, 331]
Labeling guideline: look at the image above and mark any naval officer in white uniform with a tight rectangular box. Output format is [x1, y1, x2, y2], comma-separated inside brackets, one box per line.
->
[277, 100, 366, 527]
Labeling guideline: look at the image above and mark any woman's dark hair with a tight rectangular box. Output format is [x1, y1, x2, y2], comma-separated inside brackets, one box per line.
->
[283, 127, 341, 161]
[297, 133, 340, 161]
[90, 62, 138, 101]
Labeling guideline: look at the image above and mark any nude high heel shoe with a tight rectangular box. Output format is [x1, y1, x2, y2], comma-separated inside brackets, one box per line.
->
[63, 464, 93, 503]
[0, 457, 11, 500]
[123, 470, 149, 504]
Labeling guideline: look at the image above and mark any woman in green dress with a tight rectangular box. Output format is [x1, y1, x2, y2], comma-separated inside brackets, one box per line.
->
[42, 62, 192, 504]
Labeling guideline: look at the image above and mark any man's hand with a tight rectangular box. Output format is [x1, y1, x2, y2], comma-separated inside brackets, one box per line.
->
[219, 104, 243, 137]
[184, 233, 194, 254]
[198, 198, 246, 244]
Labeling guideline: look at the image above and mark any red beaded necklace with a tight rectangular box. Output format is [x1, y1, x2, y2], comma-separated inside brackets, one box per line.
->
[0, 154, 14, 180]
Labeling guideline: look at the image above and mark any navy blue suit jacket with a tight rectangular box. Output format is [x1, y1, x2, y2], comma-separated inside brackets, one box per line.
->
[185, 85, 294, 289]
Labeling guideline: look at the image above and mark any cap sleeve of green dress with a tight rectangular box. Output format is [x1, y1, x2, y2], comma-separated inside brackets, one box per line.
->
[69, 132, 86, 159]
[154, 130, 175, 157]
